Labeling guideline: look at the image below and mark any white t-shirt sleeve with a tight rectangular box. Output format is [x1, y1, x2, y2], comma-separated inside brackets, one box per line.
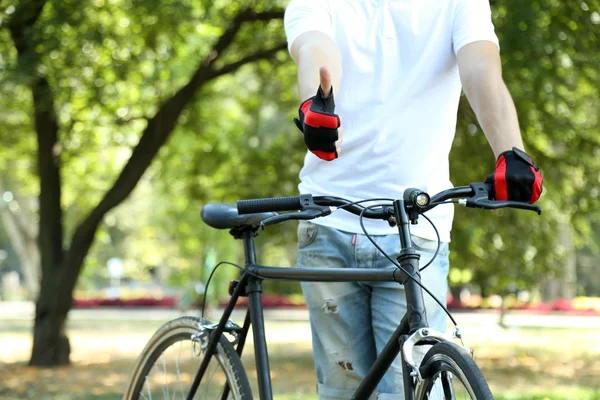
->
[452, 0, 500, 55]
[284, 0, 334, 53]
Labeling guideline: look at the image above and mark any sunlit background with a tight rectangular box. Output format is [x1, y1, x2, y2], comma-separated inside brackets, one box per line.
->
[0, 0, 599, 399]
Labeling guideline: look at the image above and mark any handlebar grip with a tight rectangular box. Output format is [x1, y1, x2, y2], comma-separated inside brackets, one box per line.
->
[237, 196, 302, 214]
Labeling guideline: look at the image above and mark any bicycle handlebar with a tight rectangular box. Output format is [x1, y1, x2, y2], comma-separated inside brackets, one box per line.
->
[236, 183, 541, 222]
[237, 194, 390, 219]
[312, 196, 393, 218]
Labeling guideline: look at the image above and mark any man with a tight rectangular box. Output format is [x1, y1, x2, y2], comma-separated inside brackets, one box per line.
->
[285, 1, 543, 399]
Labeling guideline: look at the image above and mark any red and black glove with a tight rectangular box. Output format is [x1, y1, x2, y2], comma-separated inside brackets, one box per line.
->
[486, 147, 543, 203]
[294, 85, 341, 161]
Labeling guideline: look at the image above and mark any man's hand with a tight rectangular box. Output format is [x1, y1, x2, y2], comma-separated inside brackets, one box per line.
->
[294, 67, 343, 161]
[486, 147, 543, 203]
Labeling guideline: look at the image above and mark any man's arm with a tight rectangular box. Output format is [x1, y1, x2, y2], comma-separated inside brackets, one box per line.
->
[458, 40, 542, 203]
[457, 41, 524, 158]
[290, 31, 343, 100]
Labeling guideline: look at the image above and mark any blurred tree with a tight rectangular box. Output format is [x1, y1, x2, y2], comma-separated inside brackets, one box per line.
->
[2, 0, 287, 366]
[449, 0, 600, 296]
[0, 177, 39, 297]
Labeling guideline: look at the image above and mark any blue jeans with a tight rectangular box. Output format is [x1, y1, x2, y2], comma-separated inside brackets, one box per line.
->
[298, 221, 450, 400]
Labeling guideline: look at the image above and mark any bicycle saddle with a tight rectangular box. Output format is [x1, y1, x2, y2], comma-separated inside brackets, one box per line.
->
[201, 203, 277, 230]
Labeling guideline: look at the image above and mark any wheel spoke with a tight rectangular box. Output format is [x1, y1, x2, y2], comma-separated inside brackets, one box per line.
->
[176, 340, 185, 399]
[202, 360, 222, 399]
[162, 352, 170, 399]
[143, 375, 152, 400]
[153, 356, 168, 399]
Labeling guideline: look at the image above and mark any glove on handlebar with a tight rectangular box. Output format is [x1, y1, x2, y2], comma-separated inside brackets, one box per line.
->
[293, 85, 340, 161]
[486, 147, 543, 203]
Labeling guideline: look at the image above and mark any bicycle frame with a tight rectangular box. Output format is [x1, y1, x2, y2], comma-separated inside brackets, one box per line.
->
[187, 198, 434, 400]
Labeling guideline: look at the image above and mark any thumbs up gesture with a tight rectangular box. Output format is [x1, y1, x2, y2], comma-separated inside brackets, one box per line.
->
[294, 67, 344, 161]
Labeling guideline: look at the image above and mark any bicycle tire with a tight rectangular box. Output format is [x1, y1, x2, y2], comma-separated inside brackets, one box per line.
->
[415, 341, 493, 400]
[124, 316, 252, 400]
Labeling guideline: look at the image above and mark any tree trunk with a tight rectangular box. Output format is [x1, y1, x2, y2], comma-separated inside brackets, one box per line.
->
[474, 274, 488, 298]
[29, 77, 66, 366]
[558, 222, 576, 300]
[541, 223, 576, 302]
[30, 278, 71, 366]
[449, 284, 462, 300]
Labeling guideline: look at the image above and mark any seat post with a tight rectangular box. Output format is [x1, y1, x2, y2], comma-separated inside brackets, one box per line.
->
[242, 229, 257, 266]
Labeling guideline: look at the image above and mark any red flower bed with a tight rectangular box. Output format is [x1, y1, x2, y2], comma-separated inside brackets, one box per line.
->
[446, 296, 462, 310]
[72, 296, 178, 308]
[72, 294, 600, 314]
[220, 294, 306, 309]
[446, 296, 600, 315]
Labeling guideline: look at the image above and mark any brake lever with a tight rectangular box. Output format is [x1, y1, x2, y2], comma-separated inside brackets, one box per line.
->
[486, 201, 542, 215]
[260, 208, 333, 229]
[465, 183, 541, 215]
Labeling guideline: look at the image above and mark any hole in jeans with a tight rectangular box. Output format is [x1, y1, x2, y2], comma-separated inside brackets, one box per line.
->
[321, 299, 339, 314]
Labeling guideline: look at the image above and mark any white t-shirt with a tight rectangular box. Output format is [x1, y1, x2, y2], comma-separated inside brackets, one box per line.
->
[284, 0, 499, 242]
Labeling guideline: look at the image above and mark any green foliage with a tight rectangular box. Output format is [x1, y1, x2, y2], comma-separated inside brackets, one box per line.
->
[449, 0, 600, 295]
[1, 0, 599, 301]
[142, 57, 303, 295]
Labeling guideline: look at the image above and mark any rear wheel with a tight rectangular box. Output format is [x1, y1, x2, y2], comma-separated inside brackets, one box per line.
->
[415, 341, 493, 400]
[124, 316, 252, 400]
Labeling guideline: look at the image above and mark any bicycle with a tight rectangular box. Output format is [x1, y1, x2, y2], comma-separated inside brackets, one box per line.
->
[123, 182, 541, 400]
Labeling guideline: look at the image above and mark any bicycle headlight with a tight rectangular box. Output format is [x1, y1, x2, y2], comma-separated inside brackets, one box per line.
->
[415, 193, 430, 207]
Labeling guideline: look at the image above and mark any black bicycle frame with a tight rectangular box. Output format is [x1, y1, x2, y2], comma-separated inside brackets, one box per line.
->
[188, 199, 431, 400]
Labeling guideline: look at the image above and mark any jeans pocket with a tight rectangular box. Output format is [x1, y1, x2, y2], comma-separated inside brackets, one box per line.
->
[412, 235, 448, 256]
[297, 221, 318, 249]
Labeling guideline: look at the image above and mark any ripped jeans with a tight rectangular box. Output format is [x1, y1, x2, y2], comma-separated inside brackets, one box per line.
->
[298, 221, 449, 400]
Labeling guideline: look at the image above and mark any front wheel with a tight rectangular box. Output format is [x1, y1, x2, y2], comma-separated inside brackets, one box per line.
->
[124, 316, 252, 400]
[415, 341, 493, 400]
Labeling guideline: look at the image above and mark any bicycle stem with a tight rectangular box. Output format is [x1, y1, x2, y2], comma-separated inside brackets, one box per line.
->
[393, 199, 429, 334]
[393, 199, 413, 249]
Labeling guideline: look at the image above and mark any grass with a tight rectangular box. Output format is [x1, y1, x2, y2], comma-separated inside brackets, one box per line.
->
[496, 391, 600, 400]
[1, 316, 599, 399]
